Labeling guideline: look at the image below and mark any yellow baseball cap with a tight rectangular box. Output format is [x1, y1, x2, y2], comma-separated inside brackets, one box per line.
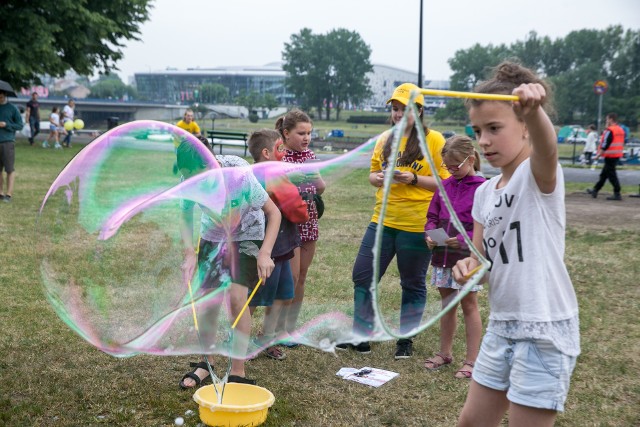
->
[386, 83, 424, 106]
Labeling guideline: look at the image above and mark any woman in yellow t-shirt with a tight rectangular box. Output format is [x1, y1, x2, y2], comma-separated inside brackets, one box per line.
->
[338, 83, 450, 359]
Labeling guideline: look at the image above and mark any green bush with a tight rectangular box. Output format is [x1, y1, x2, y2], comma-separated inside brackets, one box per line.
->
[346, 115, 389, 124]
[248, 112, 259, 123]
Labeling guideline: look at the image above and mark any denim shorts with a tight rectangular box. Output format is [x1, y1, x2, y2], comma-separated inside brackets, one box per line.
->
[249, 259, 295, 307]
[473, 331, 577, 412]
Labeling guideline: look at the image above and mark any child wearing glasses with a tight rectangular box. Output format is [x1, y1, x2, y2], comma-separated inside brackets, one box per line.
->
[424, 135, 485, 378]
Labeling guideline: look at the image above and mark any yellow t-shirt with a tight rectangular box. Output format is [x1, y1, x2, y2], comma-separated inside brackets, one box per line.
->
[370, 129, 450, 232]
[176, 120, 201, 135]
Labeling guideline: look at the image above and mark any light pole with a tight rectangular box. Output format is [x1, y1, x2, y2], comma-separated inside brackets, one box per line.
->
[417, 0, 423, 88]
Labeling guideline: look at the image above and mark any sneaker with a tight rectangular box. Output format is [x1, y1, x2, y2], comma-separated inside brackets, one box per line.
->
[586, 188, 598, 198]
[0, 195, 4, 201]
[54, 143, 62, 149]
[3, 195, 11, 203]
[42, 141, 49, 148]
[335, 342, 371, 354]
[606, 193, 622, 201]
[394, 339, 413, 360]
[354, 342, 371, 354]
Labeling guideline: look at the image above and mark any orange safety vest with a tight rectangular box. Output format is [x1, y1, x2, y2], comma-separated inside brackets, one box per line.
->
[600, 124, 625, 158]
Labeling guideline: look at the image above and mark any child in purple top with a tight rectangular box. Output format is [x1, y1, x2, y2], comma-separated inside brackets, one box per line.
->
[424, 135, 485, 379]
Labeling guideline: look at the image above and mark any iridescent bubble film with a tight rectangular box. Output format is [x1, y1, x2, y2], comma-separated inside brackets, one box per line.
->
[38, 118, 488, 360]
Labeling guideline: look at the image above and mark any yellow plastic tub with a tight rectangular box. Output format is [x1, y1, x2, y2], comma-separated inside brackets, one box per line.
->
[193, 383, 275, 427]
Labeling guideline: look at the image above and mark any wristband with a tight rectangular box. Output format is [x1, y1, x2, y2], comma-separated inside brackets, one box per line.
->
[410, 172, 418, 185]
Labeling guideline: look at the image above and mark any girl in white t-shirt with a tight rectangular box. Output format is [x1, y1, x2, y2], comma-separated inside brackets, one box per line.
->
[453, 62, 579, 426]
[46, 107, 62, 149]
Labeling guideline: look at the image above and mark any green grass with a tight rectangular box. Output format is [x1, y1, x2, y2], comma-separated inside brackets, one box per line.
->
[1, 138, 639, 426]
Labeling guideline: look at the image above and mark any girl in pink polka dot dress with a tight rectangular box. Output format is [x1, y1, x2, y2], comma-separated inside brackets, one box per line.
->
[276, 109, 325, 341]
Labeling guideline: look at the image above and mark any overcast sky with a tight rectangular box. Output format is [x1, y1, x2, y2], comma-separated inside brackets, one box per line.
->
[115, 0, 640, 83]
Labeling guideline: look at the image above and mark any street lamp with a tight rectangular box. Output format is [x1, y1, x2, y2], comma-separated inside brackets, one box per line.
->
[417, 0, 423, 88]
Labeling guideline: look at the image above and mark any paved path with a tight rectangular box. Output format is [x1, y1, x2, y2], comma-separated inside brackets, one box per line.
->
[482, 163, 640, 186]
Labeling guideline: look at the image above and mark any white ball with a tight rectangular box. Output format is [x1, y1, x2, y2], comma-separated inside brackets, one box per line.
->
[174, 416, 184, 426]
[343, 149, 348, 153]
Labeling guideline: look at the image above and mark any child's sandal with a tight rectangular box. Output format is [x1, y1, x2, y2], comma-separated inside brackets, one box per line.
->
[424, 352, 453, 371]
[454, 360, 474, 379]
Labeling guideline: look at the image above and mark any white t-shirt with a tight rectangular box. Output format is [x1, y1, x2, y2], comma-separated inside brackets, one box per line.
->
[63, 104, 74, 122]
[473, 159, 580, 356]
[181, 155, 268, 244]
[584, 131, 598, 153]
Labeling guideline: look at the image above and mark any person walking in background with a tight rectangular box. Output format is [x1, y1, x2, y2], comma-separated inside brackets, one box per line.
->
[339, 83, 450, 359]
[453, 61, 580, 426]
[423, 135, 485, 379]
[25, 92, 40, 146]
[62, 99, 75, 147]
[176, 109, 202, 137]
[587, 113, 624, 200]
[46, 107, 62, 149]
[247, 129, 309, 360]
[276, 109, 325, 345]
[0, 84, 23, 203]
[583, 124, 597, 166]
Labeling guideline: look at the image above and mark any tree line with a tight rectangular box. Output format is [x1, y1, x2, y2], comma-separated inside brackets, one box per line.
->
[3, 2, 636, 129]
[438, 26, 640, 128]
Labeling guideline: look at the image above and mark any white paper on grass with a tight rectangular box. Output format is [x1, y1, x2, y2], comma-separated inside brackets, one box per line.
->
[336, 367, 399, 387]
[426, 228, 450, 246]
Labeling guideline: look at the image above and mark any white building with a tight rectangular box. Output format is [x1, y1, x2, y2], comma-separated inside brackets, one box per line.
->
[365, 64, 450, 109]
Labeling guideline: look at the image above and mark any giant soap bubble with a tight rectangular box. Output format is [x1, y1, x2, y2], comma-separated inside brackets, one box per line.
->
[38, 117, 488, 361]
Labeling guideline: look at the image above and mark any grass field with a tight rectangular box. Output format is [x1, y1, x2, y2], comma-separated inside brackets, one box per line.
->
[1, 137, 639, 426]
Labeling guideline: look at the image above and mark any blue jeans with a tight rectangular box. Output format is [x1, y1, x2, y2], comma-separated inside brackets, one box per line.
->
[351, 222, 431, 337]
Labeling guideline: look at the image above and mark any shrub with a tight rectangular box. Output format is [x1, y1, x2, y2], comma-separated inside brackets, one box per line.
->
[346, 115, 389, 125]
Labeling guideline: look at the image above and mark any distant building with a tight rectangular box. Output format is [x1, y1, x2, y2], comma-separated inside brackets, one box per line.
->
[133, 62, 449, 109]
[134, 63, 292, 104]
[365, 64, 450, 110]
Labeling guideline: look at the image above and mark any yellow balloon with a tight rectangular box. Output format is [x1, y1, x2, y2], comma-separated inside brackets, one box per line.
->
[64, 120, 74, 131]
[74, 119, 85, 130]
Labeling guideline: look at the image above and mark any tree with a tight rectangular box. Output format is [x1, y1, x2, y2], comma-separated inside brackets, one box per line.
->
[259, 93, 279, 115]
[283, 28, 373, 120]
[445, 26, 640, 128]
[90, 73, 137, 99]
[1, 0, 152, 88]
[199, 83, 229, 104]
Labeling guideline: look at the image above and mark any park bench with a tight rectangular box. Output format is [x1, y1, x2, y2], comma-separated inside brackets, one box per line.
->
[206, 130, 249, 156]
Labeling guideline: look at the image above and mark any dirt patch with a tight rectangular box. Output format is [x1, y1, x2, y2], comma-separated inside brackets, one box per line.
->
[566, 192, 640, 231]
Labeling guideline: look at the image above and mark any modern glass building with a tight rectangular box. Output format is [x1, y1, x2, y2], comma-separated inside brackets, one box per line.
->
[134, 62, 450, 109]
[135, 63, 291, 104]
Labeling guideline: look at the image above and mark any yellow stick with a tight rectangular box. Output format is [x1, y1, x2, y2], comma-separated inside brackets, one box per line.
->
[231, 278, 262, 329]
[464, 264, 483, 280]
[188, 238, 202, 332]
[420, 88, 519, 102]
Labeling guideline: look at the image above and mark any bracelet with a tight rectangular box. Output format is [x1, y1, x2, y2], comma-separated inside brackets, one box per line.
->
[410, 172, 418, 185]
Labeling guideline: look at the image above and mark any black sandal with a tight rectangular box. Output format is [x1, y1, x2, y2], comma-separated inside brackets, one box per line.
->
[228, 375, 256, 385]
[179, 361, 213, 390]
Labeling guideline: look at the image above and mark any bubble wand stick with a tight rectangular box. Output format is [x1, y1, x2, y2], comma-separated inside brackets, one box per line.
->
[419, 88, 519, 102]
[231, 278, 262, 329]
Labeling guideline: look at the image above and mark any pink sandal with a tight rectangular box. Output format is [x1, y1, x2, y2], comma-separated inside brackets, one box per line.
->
[455, 361, 474, 379]
[424, 352, 453, 371]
